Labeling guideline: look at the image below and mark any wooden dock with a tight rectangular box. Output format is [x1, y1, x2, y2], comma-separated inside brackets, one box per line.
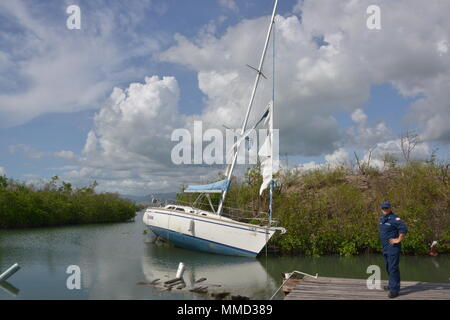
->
[284, 277, 450, 300]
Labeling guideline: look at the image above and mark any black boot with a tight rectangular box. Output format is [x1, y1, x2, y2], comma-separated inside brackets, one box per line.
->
[388, 291, 399, 298]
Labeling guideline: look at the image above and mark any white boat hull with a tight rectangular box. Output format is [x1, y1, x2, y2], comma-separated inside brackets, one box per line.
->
[143, 208, 277, 257]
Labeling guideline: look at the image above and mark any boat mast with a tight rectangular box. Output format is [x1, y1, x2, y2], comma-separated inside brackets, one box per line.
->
[269, 10, 276, 226]
[217, 0, 279, 216]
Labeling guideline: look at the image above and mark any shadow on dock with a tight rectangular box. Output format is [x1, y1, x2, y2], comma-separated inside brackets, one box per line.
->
[398, 282, 450, 297]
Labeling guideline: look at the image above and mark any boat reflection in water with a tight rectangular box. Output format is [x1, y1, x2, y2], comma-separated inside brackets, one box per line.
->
[141, 242, 278, 299]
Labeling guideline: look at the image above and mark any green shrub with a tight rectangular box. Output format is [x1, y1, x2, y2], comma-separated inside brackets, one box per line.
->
[0, 176, 137, 229]
[177, 162, 449, 256]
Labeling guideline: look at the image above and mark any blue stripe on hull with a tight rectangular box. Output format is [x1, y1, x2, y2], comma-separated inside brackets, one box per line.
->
[149, 226, 258, 258]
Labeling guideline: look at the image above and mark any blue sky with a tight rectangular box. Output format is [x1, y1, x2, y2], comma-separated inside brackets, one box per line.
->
[0, 0, 449, 195]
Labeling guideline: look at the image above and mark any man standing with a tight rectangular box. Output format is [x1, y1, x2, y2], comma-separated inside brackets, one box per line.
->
[379, 201, 408, 298]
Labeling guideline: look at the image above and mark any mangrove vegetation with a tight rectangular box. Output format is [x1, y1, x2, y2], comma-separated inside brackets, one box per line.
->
[178, 160, 449, 256]
[0, 175, 137, 229]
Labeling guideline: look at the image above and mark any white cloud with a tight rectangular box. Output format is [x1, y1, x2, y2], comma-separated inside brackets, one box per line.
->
[9, 144, 43, 159]
[295, 161, 322, 172]
[295, 148, 351, 172]
[297, 0, 450, 144]
[83, 131, 99, 155]
[54, 150, 77, 160]
[351, 109, 368, 125]
[362, 139, 431, 169]
[407, 77, 450, 142]
[86, 76, 183, 164]
[437, 40, 448, 56]
[159, 0, 450, 159]
[325, 148, 351, 168]
[160, 14, 347, 156]
[218, 0, 239, 12]
[0, 0, 161, 128]
[347, 108, 391, 149]
[55, 0, 450, 194]
[59, 76, 221, 194]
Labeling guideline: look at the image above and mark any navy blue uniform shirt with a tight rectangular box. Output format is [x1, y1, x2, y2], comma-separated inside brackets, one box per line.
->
[379, 212, 408, 254]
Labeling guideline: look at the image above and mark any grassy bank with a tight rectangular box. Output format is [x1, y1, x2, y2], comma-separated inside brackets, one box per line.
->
[179, 161, 449, 256]
[0, 176, 137, 229]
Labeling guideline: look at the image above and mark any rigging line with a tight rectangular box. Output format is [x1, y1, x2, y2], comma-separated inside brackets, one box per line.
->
[273, 15, 275, 107]
[266, 9, 276, 227]
[246, 64, 268, 79]
[217, 0, 279, 215]
[269, 271, 319, 300]
[223, 103, 272, 169]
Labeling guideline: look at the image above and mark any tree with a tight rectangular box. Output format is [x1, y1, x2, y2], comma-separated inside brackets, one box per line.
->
[382, 153, 398, 170]
[354, 149, 373, 175]
[400, 130, 420, 164]
[0, 175, 8, 189]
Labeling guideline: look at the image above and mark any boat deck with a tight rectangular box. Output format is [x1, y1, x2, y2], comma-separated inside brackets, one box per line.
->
[284, 276, 450, 300]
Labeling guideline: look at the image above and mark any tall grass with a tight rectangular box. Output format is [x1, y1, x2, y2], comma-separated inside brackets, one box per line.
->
[273, 162, 449, 256]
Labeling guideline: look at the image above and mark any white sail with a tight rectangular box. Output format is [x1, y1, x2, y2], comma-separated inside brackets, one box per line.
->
[225, 106, 273, 167]
[258, 101, 278, 195]
[259, 151, 273, 195]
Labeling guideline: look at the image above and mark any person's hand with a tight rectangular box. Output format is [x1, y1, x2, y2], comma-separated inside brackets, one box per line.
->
[389, 238, 400, 244]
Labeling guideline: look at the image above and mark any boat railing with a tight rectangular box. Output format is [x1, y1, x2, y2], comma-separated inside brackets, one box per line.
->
[151, 198, 278, 226]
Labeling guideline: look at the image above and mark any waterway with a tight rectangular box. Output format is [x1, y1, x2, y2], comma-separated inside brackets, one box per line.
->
[0, 211, 448, 300]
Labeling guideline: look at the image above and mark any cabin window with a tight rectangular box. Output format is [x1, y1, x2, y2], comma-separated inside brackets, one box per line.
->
[175, 207, 185, 212]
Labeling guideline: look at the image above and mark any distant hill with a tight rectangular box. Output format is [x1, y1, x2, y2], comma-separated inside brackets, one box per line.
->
[121, 192, 178, 204]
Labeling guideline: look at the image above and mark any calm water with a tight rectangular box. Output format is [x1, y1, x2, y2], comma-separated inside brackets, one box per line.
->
[1, 211, 449, 300]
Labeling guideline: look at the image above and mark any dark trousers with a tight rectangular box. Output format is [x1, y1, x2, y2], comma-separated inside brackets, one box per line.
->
[383, 253, 401, 293]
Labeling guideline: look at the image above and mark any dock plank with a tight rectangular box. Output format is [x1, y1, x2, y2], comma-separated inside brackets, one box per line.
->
[285, 277, 450, 300]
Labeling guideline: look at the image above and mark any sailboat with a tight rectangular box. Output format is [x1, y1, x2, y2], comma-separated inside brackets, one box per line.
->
[143, 0, 286, 258]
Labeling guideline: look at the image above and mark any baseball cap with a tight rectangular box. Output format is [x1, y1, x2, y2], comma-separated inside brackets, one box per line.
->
[381, 201, 391, 209]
